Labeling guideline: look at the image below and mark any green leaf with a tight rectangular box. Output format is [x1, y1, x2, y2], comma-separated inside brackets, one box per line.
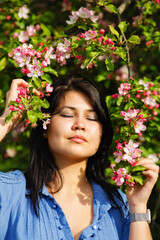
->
[131, 165, 146, 172]
[41, 99, 50, 108]
[0, 57, 7, 71]
[41, 74, 52, 84]
[133, 175, 145, 185]
[5, 111, 18, 123]
[33, 77, 41, 88]
[109, 25, 119, 39]
[105, 57, 114, 71]
[84, 52, 100, 68]
[128, 35, 141, 44]
[118, 21, 128, 34]
[105, 95, 113, 108]
[27, 110, 38, 123]
[104, 167, 113, 177]
[40, 23, 51, 37]
[43, 67, 58, 76]
[116, 97, 123, 106]
[106, 4, 118, 13]
[34, 109, 43, 118]
[114, 48, 127, 61]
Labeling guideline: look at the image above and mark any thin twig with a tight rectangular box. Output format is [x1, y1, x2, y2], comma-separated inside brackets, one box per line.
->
[117, 12, 131, 80]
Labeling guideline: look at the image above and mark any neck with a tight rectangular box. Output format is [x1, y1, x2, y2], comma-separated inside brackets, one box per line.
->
[48, 156, 90, 194]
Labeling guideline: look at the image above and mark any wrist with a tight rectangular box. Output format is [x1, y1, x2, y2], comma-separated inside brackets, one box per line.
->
[130, 209, 151, 224]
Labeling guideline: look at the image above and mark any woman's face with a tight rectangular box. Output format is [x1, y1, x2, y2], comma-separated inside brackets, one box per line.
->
[47, 90, 103, 164]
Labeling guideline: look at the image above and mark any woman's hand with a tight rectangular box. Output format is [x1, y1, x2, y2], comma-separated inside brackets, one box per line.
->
[4, 78, 30, 116]
[126, 158, 159, 213]
[0, 79, 30, 141]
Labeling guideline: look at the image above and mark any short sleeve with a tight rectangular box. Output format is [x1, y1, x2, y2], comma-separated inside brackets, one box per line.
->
[0, 170, 26, 239]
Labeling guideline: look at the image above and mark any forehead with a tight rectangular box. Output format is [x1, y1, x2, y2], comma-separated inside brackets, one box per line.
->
[58, 90, 94, 110]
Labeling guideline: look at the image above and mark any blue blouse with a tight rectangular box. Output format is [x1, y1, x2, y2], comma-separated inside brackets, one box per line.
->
[0, 170, 130, 240]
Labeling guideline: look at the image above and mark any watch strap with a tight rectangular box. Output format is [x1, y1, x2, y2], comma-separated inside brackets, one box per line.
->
[130, 209, 151, 223]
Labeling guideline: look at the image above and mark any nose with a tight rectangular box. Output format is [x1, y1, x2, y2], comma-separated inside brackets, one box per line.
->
[71, 116, 86, 131]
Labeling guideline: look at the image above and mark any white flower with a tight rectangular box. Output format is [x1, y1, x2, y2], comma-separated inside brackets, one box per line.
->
[18, 31, 29, 43]
[18, 5, 30, 19]
[142, 96, 157, 107]
[148, 153, 159, 162]
[66, 12, 78, 24]
[6, 148, 17, 158]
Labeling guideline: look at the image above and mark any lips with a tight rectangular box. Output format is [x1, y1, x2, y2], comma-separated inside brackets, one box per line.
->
[68, 135, 87, 143]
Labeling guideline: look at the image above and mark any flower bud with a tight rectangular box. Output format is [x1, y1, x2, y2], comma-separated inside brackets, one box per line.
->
[9, 105, 15, 111]
[99, 29, 105, 34]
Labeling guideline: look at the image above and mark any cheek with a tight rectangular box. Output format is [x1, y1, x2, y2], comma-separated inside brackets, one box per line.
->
[89, 124, 103, 150]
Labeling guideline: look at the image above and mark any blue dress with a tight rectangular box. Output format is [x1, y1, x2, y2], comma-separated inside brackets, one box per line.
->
[0, 170, 130, 240]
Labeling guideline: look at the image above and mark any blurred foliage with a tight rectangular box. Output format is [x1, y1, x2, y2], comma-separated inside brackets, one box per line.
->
[0, 0, 160, 238]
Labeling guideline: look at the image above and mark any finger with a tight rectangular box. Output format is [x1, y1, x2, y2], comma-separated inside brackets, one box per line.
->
[11, 79, 30, 88]
[142, 169, 159, 184]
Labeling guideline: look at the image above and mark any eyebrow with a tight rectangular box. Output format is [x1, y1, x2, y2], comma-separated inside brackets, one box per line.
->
[59, 106, 96, 112]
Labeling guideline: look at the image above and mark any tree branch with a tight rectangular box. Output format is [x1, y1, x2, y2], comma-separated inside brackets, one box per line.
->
[81, 0, 132, 14]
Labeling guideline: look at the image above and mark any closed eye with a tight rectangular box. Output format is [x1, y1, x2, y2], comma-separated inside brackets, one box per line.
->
[86, 117, 97, 121]
[61, 114, 74, 117]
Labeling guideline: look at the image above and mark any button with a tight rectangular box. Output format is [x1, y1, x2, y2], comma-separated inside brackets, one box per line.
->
[98, 226, 102, 231]
[52, 204, 57, 209]
[91, 233, 96, 237]
[58, 226, 62, 230]
[60, 216, 67, 225]
[80, 236, 84, 240]
[92, 225, 97, 230]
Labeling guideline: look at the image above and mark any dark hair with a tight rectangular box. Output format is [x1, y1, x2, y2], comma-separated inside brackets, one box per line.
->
[26, 76, 123, 214]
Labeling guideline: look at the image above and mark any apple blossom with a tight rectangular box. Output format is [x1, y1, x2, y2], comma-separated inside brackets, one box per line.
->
[84, 30, 97, 40]
[18, 5, 30, 19]
[134, 120, 146, 133]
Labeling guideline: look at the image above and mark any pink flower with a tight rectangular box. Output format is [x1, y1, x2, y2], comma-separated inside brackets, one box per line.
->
[44, 47, 55, 64]
[112, 168, 127, 187]
[18, 104, 24, 110]
[9, 105, 15, 111]
[134, 120, 146, 133]
[35, 24, 40, 31]
[18, 31, 29, 43]
[18, 86, 27, 96]
[106, 38, 114, 45]
[116, 143, 122, 150]
[41, 60, 48, 67]
[113, 151, 123, 163]
[27, 65, 44, 78]
[6, 15, 11, 20]
[142, 96, 157, 107]
[43, 119, 51, 130]
[45, 83, 53, 93]
[85, 30, 97, 40]
[16, 98, 21, 103]
[123, 109, 139, 121]
[66, 12, 78, 24]
[118, 83, 131, 96]
[125, 139, 139, 149]
[99, 29, 105, 34]
[77, 7, 91, 18]
[26, 25, 36, 36]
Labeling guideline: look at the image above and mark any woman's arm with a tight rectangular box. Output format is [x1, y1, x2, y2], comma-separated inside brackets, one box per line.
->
[127, 158, 159, 240]
[0, 79, 29, 142]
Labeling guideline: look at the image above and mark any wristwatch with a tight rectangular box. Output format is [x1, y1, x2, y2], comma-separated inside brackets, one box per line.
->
[130, 209, 151, 224]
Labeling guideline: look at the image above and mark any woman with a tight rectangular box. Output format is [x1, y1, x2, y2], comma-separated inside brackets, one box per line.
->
[0, 76, 159, 240]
